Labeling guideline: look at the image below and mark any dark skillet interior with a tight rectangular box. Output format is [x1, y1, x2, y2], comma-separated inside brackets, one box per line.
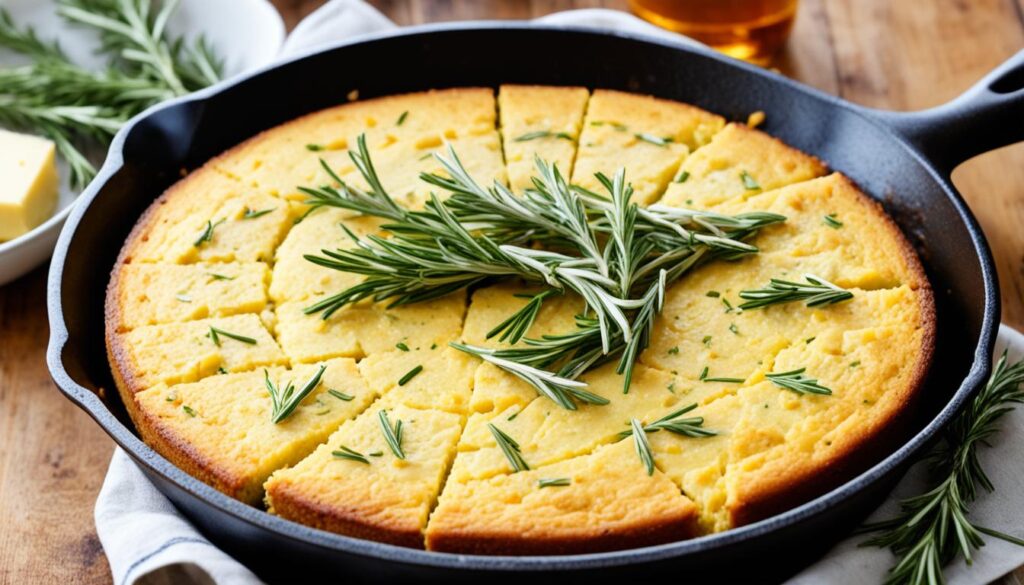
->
[48, 25, 997, 583]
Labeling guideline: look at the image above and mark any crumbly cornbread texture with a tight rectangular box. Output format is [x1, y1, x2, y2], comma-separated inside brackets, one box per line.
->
[107, 87, 933, 554]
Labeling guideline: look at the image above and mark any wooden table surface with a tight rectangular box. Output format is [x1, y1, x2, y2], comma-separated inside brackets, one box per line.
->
[1, 1, 1021, 583]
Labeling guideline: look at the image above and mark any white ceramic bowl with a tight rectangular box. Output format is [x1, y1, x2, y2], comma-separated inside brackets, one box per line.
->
[0, 0, 285, 286]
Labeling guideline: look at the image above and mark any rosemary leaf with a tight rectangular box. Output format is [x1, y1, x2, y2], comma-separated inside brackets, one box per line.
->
[266, 365, 327, 423]
[538, 477, 571, 488]
[398, 365, 423, 386]
[378, 410, 405, 459]
[766, 368, 832, 396]
[206, 326, 256, 347]
[488, 423, 529, 472]
[332, 445, 369, 464]
[739, 274, 853, 310]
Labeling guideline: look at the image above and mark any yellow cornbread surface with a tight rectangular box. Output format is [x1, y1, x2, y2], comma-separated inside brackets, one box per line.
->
[0, 130, 59, 241]
[265, 404, 463, 548]
[123, 166, 293, 264]
[498, 85, 589, 191]
[136, 359, 375, 504]
[658, 122, 827, 208]
[274, 291, 466, 363]
[108, 262, 269, 331]
[107, 86, 934, 555]
[572, 90, 725, 204]
[426, 439, 697, 554]
[212, 88, 506, 208]
[110, 314, 287, 392]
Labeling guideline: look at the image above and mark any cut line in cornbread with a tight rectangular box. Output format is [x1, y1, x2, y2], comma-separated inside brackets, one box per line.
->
[498, 85, 589, 191]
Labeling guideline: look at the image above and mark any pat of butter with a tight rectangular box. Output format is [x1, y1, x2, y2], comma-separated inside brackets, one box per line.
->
[0, 129, 59, 242]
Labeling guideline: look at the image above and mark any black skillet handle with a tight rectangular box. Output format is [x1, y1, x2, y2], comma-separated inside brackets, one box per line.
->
[868, 49, 1024, 175]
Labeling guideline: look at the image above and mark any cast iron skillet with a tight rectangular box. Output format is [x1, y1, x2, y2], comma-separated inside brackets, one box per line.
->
[47, 24, 1023, 583]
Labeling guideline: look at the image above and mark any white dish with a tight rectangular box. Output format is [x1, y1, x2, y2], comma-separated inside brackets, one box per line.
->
[0, 0, 285, 286]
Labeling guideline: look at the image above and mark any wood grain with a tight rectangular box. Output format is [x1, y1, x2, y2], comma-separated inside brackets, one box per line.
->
[0, 1, 1020, 583]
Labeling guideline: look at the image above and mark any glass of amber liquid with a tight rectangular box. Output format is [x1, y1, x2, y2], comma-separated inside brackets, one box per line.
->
[629, 0, 798, 65]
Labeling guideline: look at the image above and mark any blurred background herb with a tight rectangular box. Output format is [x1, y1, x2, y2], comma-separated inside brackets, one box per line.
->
[0, 0, 222, 189]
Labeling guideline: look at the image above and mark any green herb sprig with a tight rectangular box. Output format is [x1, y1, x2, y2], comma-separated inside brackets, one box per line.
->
[265, 365, 327, 423]
[739, 274, 853, 310]
[766, 368, 832, 395]
[859, 351, 1024, 584]
[488, 423, 529, 472]
[622, 406, 716, 474]
[378, 410, 405, 459]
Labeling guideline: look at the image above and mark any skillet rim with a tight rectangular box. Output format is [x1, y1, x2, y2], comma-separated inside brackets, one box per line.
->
[45, 21, 1000, 571]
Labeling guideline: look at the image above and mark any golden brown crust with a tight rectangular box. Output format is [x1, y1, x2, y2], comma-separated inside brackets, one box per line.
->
[425, 509, 697, 555]
[727, 174, 936, 527]
[266, 481, 425, 549]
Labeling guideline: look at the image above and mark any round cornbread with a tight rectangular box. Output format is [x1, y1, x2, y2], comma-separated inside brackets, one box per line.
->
[106, 86, 935, 554]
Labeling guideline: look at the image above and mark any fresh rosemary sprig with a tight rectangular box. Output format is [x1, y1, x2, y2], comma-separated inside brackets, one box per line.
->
[738, 274, 853, 310]
[264, 365, 326, 423]
[299, 138, 784, 406]
[538, 477, 571, 488]
[193, 218, 224, 247]
[332, 445, 370, 464]
[378, 410, 405, 459]
[514, 130, 574, 142]
[859, 351, 1024, 584]
[206, 326, 256, 347]
[766, 368, 832, 396]
[0, 1, 222, 188]
[488, 423, 529, 472]
[622, 406, 716, 474]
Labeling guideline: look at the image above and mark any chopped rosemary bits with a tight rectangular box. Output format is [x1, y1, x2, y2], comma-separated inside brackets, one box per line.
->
[217, 367, 228, 375]
[766, 368, 832, 395]
[706, 290, 721, 298]
[702, 335, 712, 347]
[674, 170, 690, 183]
[738, 274, 853, 310]
[368, 451, 384, 457]
[806, 336, 816, 344]
[328, 389, 353, 401]
[488, 423, 528, 472]
[175, 293, 191, 303]
[242, 207, 275, 219]
[823, 213, 843, 228]
[193, 218, 224, 247]
[591, 120, 628, 131]
[630, 418, 655, 475]
[668, 345, 680, 354]
[166, 391, 178, 402]
[182, 405, 197, 417]
[306, 143, 325, 151]
[514, 130, 574, 143]
[507, 411, 519, 421]
[265, 365, 327, 423]
[635, 132, 671, 147]
[430, 343, 437, 350]
[850, 360, 861, 368]
[722, 298, 735, 313]
[704, 375, 744, 384]
[207, 273, 235, 281]
[396, 110, 408, 126]
[398, 365, 423, 386]
[417, 152, 433, 161]
[395, 342, 410, 352]
[206, 326, 256, 347]
[332, 445, 369, 464]
[729, 323, 739, 335]
[378, 410, 405, 459]
[538, 478, 571, 488]
[740, 170, 761, 190]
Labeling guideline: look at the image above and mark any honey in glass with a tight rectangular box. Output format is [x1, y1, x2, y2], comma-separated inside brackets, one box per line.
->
[629, 0, 798, 65]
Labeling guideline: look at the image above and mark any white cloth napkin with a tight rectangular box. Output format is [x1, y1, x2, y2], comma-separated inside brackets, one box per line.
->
[95, 2, 1024, 583]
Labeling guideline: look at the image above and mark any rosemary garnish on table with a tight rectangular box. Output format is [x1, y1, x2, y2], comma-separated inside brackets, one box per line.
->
[265, 365, 326, 423]
[739, 274, 853, 310]
[0, 0, 222, 188]
[859, 351, 1024, 584]
[298, 136, 785, 408]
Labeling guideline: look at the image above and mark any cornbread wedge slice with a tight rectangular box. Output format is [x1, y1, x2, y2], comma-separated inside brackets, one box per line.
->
[269, 208, 384, 303]
[265, 404, 463, 548]
[425, 439, 698, 554]
[135, 359, 376, 504]
[107, 262, 270, 332]
[498, 85, 589, 191]
[448, 362, 681, 483]
[358, 347, 477, 415]
[461, 281, 584, 349]
[658, 122, 827, 208]
[274, 292, 466, 363]
[109, 313, 287, 394]
[572, 90, 725, 204]
[211, 88, 506, 207]
[122, 166, 293, 264]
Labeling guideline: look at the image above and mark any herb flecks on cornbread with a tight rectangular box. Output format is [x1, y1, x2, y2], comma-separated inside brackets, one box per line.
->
[106, 86, 933, 555]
